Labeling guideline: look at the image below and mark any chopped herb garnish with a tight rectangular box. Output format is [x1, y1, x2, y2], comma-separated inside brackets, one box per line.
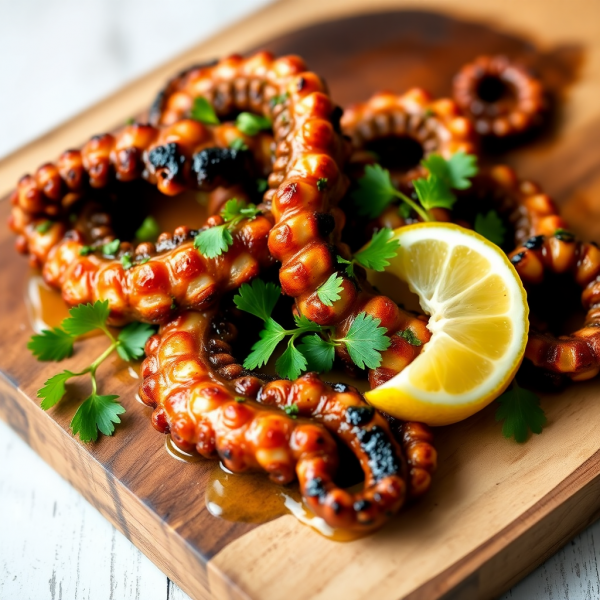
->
[194, 199, 260, 258]
[191, 97, 220, 125]
[236, 112, 271, 136]
[79, 246, 93, 256]
[229, 137, 249, 151]
[234, 397, 246, 403]
[495, 381, 547, 443]
[338, 228, 400, 278]
[270, 92, 289, 107]
[316, 273, 344, 307]
[125, 117, 136, 125]
[284, 404, 300, 418]
[102, 239, 120, 256]
[474, 210, 506, 246]
[317, 178, 328, 191]
[36, 220, 52, 234]
[555, 228, 575, 242]
[256, 178, 268, 193]
[29, 300, 155, 442]
[121, 254, 133, 270]
[397, 328, 422, 346]
[135, 216, 160, 242]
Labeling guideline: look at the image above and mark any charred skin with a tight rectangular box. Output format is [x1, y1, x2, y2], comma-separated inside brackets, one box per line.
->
[453, 55, 547, 138]
[342, 89, 478, 188]
[138, 310, 432, 531]
[510, 232, 600, 380]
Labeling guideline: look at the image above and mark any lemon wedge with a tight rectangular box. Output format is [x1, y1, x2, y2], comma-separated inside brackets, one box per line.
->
[365, 223, 529, 426]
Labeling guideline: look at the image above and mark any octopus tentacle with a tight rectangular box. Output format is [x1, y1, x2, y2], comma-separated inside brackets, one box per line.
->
[453, 55, 547, 138]
[510, 232, 600, 380]
[139, 310, 416, 531]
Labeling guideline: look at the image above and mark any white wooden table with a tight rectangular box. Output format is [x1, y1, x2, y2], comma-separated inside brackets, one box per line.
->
[1, 1, 599, 598]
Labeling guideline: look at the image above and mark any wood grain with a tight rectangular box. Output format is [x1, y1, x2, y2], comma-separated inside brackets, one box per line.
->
[1, 1, 600, 599]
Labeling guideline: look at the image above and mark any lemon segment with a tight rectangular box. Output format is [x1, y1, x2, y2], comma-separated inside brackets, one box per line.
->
[365, 223, 529, 426]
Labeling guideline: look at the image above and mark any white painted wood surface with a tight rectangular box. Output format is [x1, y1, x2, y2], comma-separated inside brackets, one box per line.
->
[0, 1, 599, 598]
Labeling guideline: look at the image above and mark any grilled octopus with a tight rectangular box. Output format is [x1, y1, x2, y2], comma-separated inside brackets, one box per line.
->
[139, 309, 436, 531]
[453, 55, 547, 138]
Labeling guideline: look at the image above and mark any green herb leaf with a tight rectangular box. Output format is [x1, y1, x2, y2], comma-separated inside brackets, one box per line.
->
[270, 92, 289, 107]
[36, 220, 52, 234]
[397, 328, 422, 346]
[221, 198, 260, 222]
[135, 216, 160, 242]
[28, 328, 75, 361]
[79, 246, 93, 256]
[495, 382, 547, 443]
[284, 403, 300, 418]
[352, 164, 397, 219]
[38, 370, 76, 410]
[353, 228, 400, 271]
[298, 334, 335, 373]
[422, 151, 478, 190]
[230, 138, 249, 151]
[70, 394, 125, 443]
[342, 312, 391, 370]
[413, 175, 456, 211]
[398, 203, 412, 220]
[61, 301, 110, 336]
[276, 343, 307, 380]
[293, 314, 324, 333]
[256, 178, 268, 193]
[121, 254, 133, 270]
[236, 112, 272, 136]
[475, 210, 506, 246]
[116, 322, 156, 361]
[243, 318, 287, 370]
[316, 273, 344, 307]
[337, 255, 354, 278]
[191, 97, 220, 125]
[102, 239, 120, 256]
[194, 225, 233, 258]
[554, 228, 575, 242]
[233, 279, 281, 322]
[317, 178, 328, 191]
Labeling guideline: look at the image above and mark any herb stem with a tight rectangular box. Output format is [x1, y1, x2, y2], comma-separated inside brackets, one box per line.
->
[393, 189, 433, 222]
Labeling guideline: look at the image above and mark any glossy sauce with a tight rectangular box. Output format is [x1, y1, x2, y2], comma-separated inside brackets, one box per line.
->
[25, 274, 70, 332]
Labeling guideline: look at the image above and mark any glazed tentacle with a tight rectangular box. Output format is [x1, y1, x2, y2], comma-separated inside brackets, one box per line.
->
[510, 232, 600, 380]
[453, 55, 547, 138]
[139, 310, 412, 531]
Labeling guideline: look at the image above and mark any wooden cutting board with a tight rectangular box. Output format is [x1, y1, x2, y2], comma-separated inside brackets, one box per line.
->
[1, 1, 600, 599]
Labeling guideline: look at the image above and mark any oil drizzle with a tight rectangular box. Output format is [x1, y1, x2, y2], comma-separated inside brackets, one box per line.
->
[25, 274, 70, 332]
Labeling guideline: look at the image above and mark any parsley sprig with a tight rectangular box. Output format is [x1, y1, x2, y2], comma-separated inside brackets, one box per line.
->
[495, 380, 547, 443]
[28, 301, 155, 442]
[337, 228, 400, 278]
[236, 112, 272, 136]
[194, 199, 261, 259]
[191, 97, 219, 125]
[474, 210, 506, 246]
[352, 151, 478, 221]
[233, 279, 391, 379]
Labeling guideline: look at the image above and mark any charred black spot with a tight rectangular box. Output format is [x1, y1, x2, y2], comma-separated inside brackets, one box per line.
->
[346, 405, 375, 426]
[297, 76, 306, 91]
[315, 436, 325, 445]
[90, 134, 103, 142]
[314, 212, 335, 237]
[330, 500, 342, 515]
[191, 147, 249, 188]
[511, 251, 525, 265]
[331, 105, 343, 134]
[524, 235, 545, 250]
[155, 229, 199, 253]
[353, 499, 371, 513]
[356, 426, 401, 482]
[148, 143, 186, 182]
[305, 477, 327, 502]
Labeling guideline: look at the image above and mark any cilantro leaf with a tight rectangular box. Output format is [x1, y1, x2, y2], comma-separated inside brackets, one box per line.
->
[275, 343, 307, 380]
[398, 203, 412, 220]
[236, 112, 271, 136]
[422, 151, 478, 190]
[79, 246, 93, 256]
[233, 279, 281, 322]
[135, 216, 160, 242]
[36, 220, 52, 234]
[121, 254, 133, 270]
[342, 312, 391, 370]
[230, 138, 248, 151]
[298, 335, 335, 373]
[495, 382, 547, 443]
[70, 394, 125, 443]
[38, 370, 76, 410]
[337, 255, 354, 278]
[194, 225, 233, 258]
[28, 328, 75, 361]
[475, 210, 506, 246]
[353, 228, 400, 271]
[316, 273, 344, 307]
[293, 314, 323, 333]
[221, 199, 260, 222]
[351, 164, 397, 219]
[256, 178, 268, 193]
[397, 328, 422, 346]
[413, 175, 456, 211]
[243, 318, 286, 370]
[191, 97, 220, 125]
[62, 301, 110, 336]
[270, 92, 289, 107]
[117, 322, 156, 361]
[284, 403, 300, 418]
[102, 239, 120, 256]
